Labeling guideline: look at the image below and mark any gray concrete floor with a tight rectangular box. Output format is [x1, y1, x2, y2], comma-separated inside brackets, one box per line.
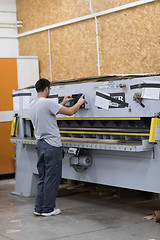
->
[0, 179, 160, 240]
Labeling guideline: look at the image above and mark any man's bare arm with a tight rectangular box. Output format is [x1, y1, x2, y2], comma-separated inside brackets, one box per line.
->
[58, 95, 87, 116]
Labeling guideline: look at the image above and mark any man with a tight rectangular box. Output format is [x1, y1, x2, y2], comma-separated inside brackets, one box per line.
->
[29, 78, 87, 217]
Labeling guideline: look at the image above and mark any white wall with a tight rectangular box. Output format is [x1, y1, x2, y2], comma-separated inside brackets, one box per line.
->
[0, 0, 18, 122]
[0, 0, 19, 57]
[0, 1, 39, 124]
[0, 0, 39, 87]
[17, 57, 39, 89]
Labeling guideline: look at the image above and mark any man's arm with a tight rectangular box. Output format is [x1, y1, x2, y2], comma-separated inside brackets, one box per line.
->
[58, 94, 87, 116]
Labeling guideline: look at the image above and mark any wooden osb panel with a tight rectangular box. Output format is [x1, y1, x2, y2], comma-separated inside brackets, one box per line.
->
[98, 1, 160, 75]
[16, 0, 91, 34]
[17, 0, 160, 80]
[50, 19, 98, 81]
[19, 31, 50, 80]
[91, 0, 136, 12]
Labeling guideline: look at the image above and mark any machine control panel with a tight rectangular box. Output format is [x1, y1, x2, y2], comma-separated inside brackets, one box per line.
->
[59, 93, 86, 109]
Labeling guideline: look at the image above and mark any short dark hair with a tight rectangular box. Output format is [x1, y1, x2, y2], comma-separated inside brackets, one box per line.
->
[35, 78, 51, 92]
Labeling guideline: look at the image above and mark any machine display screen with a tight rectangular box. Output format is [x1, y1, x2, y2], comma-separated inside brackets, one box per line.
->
[59, 93, 85, 108]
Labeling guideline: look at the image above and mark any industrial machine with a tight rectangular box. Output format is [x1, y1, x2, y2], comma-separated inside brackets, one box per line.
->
[11, 74, 160, 196]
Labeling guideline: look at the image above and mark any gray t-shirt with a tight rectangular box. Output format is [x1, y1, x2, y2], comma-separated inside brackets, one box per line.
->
[29, 97, 63, 147]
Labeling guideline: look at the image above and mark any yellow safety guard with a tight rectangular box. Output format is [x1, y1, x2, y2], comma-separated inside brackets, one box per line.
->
[11, 115, 19, 137]
[149, 118, 160, 143]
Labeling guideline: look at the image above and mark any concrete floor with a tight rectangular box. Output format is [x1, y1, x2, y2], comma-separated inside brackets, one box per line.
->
[0, 179, 160, 240]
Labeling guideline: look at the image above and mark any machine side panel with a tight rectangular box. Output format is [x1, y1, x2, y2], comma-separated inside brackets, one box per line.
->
[62, 148, 160, 193]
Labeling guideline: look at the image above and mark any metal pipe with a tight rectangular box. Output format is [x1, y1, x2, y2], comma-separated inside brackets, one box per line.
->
[0, 35, 17, 38]
[0, 11, 16, 13]
[0, 21, 22, 24]
[0, 24, 22, 28]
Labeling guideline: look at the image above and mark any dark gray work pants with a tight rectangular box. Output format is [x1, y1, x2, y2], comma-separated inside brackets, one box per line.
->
[35, 139, 63, 213]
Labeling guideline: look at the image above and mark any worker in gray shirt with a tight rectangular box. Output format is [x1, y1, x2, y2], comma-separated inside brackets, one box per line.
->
[29, 78, 87, 217]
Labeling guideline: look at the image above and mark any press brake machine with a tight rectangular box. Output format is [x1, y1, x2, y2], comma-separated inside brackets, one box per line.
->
[11, 74, 160, 196]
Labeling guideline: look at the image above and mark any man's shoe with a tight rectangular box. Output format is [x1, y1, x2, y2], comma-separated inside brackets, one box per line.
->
[42, 208, 61, 217]
[34, 211, 42, 216]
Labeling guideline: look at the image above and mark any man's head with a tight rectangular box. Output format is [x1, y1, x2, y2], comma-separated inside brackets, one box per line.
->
[35, 78, 51, 93]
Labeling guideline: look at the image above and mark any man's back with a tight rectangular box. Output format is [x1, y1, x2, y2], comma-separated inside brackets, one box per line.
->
[29, 97, 62, 147]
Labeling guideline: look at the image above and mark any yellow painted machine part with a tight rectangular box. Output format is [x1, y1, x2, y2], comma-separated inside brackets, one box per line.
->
[149, 118, 160, 143]
[57, 117, 141, 121]
[27, 117, 148, 136]
[60, 130, 149, 136]
[11, 117, 19, 137]
[26, 117, 141, 121]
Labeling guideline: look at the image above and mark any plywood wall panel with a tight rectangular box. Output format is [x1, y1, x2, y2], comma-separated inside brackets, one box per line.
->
[19, 31, 50, 80]
[91, 0, 136, 12]
[17, 0, 160, 80]
[17, 0, 91, 33]
[50, 19, 98, 80]
[98, 2, 160, 75]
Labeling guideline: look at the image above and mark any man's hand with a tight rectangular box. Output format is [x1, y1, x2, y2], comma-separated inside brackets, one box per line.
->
[61, 95, 73, 106]
[78, 94, 88, 105]
[58, 94, 88, 116]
